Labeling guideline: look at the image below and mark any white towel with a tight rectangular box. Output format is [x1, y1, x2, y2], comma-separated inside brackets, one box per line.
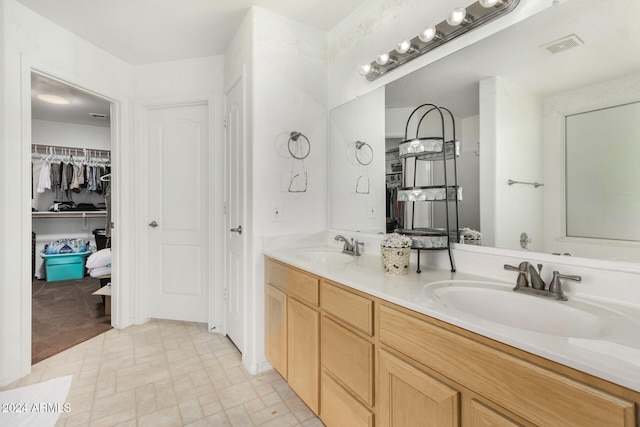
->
[89, 266, 111, 278]
[86, 248, 111, 268]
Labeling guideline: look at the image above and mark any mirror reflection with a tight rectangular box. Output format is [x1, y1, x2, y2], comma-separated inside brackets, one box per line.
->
[329, 0, 640, 262]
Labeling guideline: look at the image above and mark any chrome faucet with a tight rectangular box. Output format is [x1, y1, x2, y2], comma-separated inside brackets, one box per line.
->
[504, 261, 581, 301]
[334, 235, 363, 256]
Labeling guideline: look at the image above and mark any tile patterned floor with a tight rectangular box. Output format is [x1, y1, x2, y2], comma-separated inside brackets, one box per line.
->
[2, 319, 324, 426]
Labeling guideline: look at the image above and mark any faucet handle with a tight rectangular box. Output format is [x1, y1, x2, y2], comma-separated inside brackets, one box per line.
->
[548, 271, 581, 300]
[504, 264, 529, 289]
[354, 240, 364, 256]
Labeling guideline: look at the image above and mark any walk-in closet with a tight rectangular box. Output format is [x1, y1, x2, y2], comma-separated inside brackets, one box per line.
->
[30, 72, 114, 364]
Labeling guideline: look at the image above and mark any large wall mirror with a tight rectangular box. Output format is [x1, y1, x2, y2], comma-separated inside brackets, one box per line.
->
[329, 0, 640, 263]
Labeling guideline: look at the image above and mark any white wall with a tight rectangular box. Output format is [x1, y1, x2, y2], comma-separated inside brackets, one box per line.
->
[543, 72, 640, 262]
[247, 6, 329, 373]
[480, 76, 543, 251]
[32, 119, 111, 150]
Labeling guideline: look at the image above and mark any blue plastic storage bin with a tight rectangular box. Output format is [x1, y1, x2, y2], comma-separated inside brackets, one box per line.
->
[41, 251, 91, 282]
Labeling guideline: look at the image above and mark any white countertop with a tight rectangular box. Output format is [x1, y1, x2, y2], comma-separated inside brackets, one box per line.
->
[264, 244, 640, 393]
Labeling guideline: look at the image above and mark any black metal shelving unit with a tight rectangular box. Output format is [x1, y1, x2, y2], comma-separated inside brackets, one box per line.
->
[394, 103, 461, 272]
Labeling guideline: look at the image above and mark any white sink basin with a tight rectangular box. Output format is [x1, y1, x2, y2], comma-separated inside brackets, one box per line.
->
[296, 249, 355, 265]
[424, 280, 621, 339]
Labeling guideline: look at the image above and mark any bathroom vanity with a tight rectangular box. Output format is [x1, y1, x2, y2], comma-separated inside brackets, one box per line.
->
[264, 247, 640, 426]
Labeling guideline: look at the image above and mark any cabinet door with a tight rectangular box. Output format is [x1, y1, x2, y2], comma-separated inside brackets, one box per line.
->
[378, 349, 460, 427]
[265, 284, 287, 378]
[321, 371, 374, 427]
[288, 297, 320, 414]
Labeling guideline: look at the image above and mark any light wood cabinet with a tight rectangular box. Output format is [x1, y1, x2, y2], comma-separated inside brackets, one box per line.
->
[265, 284, 287, 378]
[265, 257, 640, 427]
[378, 303, 637, 427]
[265, 258, 320, 414]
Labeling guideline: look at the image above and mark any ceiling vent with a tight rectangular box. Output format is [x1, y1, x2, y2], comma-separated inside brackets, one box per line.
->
[89, 113, 108, 119]
[541, 34, 583, 54]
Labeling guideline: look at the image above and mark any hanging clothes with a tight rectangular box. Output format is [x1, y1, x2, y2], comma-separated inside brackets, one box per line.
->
[36, 161, 51, 194]
[69, 161, 85, 193]
[50, 162, 61, 198]
[104, 177, 111, 240]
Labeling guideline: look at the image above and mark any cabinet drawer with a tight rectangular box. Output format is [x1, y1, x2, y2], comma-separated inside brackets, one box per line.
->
[265, 258, 319, 306]
[288, 268, 319, 307]
[321, 371, 374, 427]
[320, 281, 373, 336]
[321, 316, 374, 406]
[379, 304, 635, 427]
[265, 258, 289, 291]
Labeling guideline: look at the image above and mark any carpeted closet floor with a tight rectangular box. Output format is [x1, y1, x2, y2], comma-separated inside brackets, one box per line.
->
[32, 276, 112, 365]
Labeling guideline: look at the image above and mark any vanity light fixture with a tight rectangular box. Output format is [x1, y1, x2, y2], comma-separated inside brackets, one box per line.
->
[359, 0, 520, 81]
[36, 93, 70, 105]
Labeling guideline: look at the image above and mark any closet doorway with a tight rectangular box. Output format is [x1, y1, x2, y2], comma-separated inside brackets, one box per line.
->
[30, 71, 115, 364]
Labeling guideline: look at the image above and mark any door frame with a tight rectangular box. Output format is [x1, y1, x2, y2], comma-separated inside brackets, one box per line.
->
[223, 73, 248, 351]
[134, 94, 225, 331]
[19, 58, 126, 376]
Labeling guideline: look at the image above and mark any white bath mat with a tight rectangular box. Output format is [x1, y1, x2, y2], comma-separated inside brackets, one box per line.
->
[0, 375, 72, 427]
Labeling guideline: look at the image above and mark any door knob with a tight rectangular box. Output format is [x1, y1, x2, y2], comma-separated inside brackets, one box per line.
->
[230, 225, 243, 234]
[149, 221, 159, 228]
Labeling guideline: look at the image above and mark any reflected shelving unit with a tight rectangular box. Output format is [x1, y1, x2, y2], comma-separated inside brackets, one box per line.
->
[395, 103, 461, 272]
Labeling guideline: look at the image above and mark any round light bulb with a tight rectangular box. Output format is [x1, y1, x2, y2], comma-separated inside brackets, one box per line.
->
[375, 52, 390, 65]
[447, 7, 467, 26]
[479, 0, 499, 7]
[358, 63, 373, 76]
[395, 39, 412, 54]
[419, 25, 438, 43]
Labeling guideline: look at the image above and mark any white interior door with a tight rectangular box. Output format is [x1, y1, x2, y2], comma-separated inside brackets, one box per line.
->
[225, 78, 245, 352]
[147, 102, 209, 322]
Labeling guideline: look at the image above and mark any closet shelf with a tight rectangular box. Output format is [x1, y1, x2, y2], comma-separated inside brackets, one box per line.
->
[32, 211, 107, 219]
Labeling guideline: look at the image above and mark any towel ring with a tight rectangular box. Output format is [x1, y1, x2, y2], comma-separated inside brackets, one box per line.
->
[355, 141, 373, 166]
[288, 131, 310, 160]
